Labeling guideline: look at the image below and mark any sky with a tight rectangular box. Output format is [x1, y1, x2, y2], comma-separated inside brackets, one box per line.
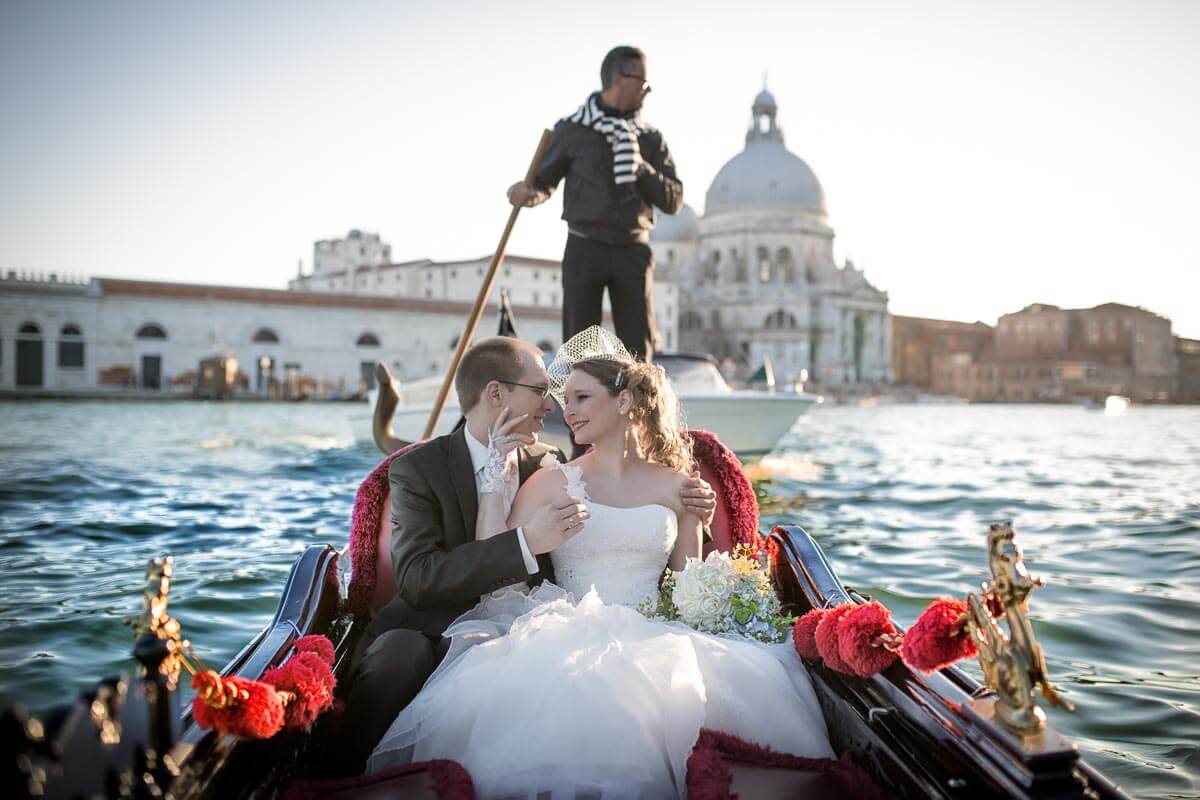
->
[2, 0, 1198, 336]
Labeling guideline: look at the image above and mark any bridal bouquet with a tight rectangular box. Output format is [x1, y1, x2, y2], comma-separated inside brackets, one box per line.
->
[638, 545, 794, 644]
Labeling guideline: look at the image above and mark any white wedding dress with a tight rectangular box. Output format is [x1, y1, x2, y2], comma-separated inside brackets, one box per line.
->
[367, 464, 833, 799]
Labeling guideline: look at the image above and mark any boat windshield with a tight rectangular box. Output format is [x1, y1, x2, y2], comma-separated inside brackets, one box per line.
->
[654, 356, 732, 393]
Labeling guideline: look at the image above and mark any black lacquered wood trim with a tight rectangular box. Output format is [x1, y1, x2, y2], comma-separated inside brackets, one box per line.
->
[771, 525, 1131, 800]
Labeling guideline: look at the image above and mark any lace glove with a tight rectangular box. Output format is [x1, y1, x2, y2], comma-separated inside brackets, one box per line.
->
[479, 427, 518, 494]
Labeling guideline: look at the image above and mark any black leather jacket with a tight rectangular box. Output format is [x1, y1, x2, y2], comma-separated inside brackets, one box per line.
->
[533, 104, 683, 244]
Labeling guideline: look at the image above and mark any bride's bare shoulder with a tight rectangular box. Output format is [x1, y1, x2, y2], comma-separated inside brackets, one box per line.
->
[641, 462, 690, 514]
[517, 460, 569, 500]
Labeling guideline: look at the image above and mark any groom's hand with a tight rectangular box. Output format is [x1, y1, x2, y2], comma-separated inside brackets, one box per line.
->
[523, 493, 590, 555]
[680, 472, 717, 527]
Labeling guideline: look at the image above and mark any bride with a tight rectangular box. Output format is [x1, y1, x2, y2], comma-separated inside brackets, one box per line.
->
[368, 327, 833, 798]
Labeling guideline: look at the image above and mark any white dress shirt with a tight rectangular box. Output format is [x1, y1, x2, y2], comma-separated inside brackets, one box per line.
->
[464, 429, 540, 575]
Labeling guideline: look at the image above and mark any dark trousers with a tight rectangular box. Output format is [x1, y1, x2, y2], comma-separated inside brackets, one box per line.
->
[332, 626, 450, 775]
[561, 234, 657, 361]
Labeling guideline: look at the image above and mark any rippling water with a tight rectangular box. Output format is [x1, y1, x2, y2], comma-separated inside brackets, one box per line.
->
[1, 400, 1197, 798]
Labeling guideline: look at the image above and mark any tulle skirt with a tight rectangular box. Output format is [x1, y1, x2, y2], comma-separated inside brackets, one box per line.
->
[367, 584, 833, 800]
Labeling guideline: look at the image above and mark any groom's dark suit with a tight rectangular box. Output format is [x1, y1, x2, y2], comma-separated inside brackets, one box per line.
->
[338, 428, 566, 772]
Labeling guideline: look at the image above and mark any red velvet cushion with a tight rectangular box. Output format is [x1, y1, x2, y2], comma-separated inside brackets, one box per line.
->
[347, 441, 426, 617]
[282, 760, 474, 800]
[686, 729, 885, 800]
[687, 429, 761, 556]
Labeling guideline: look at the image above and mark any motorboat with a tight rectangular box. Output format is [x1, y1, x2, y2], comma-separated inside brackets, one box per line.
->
[352, 351, 820, 457]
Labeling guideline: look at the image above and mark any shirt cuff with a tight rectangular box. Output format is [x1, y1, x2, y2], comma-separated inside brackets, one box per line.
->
[515, 526, 539, 575]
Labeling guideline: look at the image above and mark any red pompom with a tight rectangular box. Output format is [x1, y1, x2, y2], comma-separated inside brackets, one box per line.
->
[901, 597, 977, 673]
[292, 634, 335, 666]
[191, 674, 286, 739]
[264, 651, 337, 730]
[814, 604, 854, 672]
[836, 601, 900, 677]
[792, 608, 828, 660]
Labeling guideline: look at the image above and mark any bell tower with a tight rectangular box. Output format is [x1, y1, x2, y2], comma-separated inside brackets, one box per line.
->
[746, 83, 784, 146]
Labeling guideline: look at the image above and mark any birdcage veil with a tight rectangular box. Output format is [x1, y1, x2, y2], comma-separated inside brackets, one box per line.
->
[547, 325, 633, 404]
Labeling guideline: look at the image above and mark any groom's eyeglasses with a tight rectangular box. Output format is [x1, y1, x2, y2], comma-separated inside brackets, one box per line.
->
[505, 381, 552, 400]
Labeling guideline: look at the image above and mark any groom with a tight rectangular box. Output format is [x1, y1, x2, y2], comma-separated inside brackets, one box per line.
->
[338, 336, 716, 773]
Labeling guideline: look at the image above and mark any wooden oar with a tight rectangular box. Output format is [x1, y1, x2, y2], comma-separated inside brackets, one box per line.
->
[421, 129, 552, 440]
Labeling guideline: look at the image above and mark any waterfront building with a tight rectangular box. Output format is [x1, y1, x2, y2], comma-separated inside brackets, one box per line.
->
[649, 89, 890, 388]
[1173, 336, 1200, 404]
[0, 271, 560, 397]
[291, 233, 679, 351]
[890, 315, 994, 393]
[918, 302, 1177, 403]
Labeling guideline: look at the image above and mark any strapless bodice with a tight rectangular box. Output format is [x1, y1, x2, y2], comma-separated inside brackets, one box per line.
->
[549, 464, 677, 607]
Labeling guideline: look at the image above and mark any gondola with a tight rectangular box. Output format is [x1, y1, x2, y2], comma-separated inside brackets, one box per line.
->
[2, 299, 1133, 799]
[2, 498, 1131, 798]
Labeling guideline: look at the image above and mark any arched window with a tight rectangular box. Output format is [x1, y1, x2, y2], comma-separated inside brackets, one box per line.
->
[252, 327, 279, 343]
[764, 310, 798, 330]
[136, 323, 167, 339]
[680, 311, 704, 331]
[19, 322, 41, 335]
[710, 309, 722, 330]
[58, 323, 84, 368]
[778, 248, 796, 283]
[757, 246, 772, 282]
[356, 332, 380, 347]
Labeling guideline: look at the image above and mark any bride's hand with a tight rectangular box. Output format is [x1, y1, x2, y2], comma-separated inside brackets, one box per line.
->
[479, 408, 535, 494]
[488, 407, 536, 461]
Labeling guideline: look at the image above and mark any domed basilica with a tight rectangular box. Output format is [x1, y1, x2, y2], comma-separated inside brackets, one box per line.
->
[650, 89, 890, 387]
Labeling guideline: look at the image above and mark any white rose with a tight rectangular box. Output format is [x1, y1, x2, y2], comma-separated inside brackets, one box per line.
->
[696, 592, 726, 623]
[672, 565, 716, 626]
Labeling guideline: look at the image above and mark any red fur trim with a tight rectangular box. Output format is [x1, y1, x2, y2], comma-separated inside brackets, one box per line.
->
[280, 760, 475, 800]
[686, 429, 760, 549]
[292, 634, 334, 666]
[792, 607, 828, 660]
[347, 442, 427, 616]
[837, 601, 899, 677]
[902, 596, 977, 673]
[191, 675, 286, 740]
[263, 651, 336, 731]
[687, 728, 885, 800]
[814, 604, 854, 673]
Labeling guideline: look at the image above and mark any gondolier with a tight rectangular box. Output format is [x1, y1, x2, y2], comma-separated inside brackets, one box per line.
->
[507, 45, 682, 361]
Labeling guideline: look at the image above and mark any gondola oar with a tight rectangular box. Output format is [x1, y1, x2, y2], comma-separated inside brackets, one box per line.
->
[421, 129, 552, 441]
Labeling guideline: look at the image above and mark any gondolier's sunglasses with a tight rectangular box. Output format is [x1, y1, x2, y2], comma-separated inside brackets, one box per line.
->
[504, 381, 552, 400]
[620, 71, 651, 94]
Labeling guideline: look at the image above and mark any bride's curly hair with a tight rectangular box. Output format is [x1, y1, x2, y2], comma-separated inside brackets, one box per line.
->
[572, 359, 694, 473]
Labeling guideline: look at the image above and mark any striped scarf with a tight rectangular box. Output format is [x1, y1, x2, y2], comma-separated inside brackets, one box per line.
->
[566, 93, 648, 185]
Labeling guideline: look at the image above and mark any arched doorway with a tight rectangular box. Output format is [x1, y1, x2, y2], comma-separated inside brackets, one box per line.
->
[16, 322, 43, 387]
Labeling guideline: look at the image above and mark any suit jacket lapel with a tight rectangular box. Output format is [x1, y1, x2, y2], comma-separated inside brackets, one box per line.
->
[517, 446, 541, 486]
[447, 428, 479, 542]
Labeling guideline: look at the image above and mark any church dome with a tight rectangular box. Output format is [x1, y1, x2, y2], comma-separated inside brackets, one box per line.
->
[704, 90, 826, 216]
[650, 203, 700, 242]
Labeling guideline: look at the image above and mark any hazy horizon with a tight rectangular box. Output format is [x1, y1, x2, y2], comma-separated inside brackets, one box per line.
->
[2, 1, 1198, 336]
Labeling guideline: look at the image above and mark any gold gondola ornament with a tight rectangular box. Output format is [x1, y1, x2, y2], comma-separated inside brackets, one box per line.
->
[134, 555, 338, 740]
